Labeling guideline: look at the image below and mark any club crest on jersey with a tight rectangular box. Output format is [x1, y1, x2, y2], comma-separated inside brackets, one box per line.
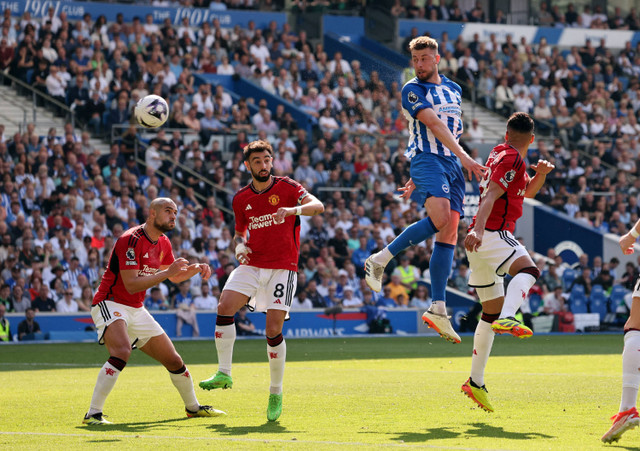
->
[408, 91, 418, 103]
[268, 194, 280, 206]
[126, 248, 135, 260]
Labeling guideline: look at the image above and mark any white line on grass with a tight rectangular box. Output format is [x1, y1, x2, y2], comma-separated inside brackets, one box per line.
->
[0, 431, 517, 450]
[0, 362, 619, 379]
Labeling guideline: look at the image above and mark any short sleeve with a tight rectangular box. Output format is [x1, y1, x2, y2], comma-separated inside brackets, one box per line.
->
[115, 236, 140, 271]
[490, 153, 523, 191]
[232, 193, 248, 234]
[401, 83, 432, 118]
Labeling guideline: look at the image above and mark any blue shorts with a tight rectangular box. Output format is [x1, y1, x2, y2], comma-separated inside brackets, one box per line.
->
[409, 152, 465, 217]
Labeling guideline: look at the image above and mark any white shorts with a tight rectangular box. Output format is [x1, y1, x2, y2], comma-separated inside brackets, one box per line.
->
[467, 230, 529, 301]
[91, 300, 165, 348]
[224, 265, 297, 314]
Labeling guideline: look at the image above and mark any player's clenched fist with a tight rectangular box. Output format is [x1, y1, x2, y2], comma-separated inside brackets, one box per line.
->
[167, 258, 189, 276]
[194, 263, 213, 281]
[464, 230, 483, 252]
[235, 242, 252, 264]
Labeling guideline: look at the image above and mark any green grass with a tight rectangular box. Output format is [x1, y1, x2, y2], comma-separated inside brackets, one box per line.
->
[1, 334, 638, 450]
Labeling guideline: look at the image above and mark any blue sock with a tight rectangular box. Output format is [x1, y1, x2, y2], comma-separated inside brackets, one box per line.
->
[429, 242, 455, 301]
[388, 217, 438, 256]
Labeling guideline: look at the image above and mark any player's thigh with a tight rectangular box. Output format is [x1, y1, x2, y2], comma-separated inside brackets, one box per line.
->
[102, 319, 133, 360]
[625, 282, 640, 330]
[139, 333, 183, 372]
[218, 266, 258, 315]
[507, 254, 537, 276]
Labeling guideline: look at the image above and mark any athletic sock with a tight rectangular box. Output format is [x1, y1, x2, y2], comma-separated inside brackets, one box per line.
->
[387, 217, 438, 258]
[429, 242, 455, 304]
[620, 330, 640, 412]
[215, 315, 236, 376]
[470, 317, 496, 387]
[501, 273, 536, 318]
[169, 365, 200, 413]
[267, 334, 286, 395]
[87, 356, 126, 416]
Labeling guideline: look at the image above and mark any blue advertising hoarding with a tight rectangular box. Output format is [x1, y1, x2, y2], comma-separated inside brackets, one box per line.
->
[7, 0, 285, 28]
[6, 309, 421, 342]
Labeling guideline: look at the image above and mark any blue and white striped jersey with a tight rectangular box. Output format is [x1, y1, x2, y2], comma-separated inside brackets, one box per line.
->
[401, 75, 464, 160]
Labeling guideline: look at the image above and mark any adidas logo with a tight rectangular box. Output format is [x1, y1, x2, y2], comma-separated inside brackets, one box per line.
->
[143, 253, 149, 258]
[245, 204, 252, 210]
[274, 299, 281, 304]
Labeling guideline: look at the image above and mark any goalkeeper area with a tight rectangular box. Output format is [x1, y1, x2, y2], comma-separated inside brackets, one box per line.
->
[0, 334, 626, 450]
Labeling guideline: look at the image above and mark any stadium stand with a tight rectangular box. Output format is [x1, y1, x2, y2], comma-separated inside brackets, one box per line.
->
[2, 0, 640, 339]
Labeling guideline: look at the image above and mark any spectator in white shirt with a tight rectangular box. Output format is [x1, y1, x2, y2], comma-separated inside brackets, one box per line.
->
[45, 65, 67, 104]
[250, 36, 271, 66]
[327, 51, 351, 74]
[193, 283, 218, 310]
[56, 289, 79, 313]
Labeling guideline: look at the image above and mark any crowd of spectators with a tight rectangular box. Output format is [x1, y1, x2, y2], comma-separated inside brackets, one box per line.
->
[0, 4, 639, 332]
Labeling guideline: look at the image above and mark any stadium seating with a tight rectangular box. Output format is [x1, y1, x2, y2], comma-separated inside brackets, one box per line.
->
[562, 269, 577, 290]
[528, 293, 543, 314]
[589, 284, 608, 322]
[569, 285, 589, 314]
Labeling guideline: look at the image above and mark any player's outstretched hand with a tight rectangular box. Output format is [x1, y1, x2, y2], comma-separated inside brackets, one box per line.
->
[167, 258, 189, 277]
[460, 155, 488, 181]
[464, 229, 483, 252]
[530, 159, 555, 175]
[194, 263, 212, 281]
[620, 233, 636, 255]
[398, 178, 415, 200]
[273, 206, 296, 224]
[235, 243, 252, 265]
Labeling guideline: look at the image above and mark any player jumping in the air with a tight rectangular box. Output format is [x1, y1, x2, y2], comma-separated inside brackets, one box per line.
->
[462, 113, 554, 412]
[83, 197, 224, 425]
[601, 219, 640, 443]
[364, 36, 486, 344]
[199, 140, 324, 421]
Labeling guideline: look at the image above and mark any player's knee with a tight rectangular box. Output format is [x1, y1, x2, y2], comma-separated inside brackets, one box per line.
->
[165, 353, 184, 372]
[430, 212, 451, 231]
[519, 266, 540, 280]
[265, 325, 282, 338]
[111, 345, 132, 361]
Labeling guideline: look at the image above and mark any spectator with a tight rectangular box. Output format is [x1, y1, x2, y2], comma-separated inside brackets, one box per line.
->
[173, 281, 199, 337]
[235, 306, 261, 336]
[193, 282, 218, 310]
[56, 289, 79, 313]
[17, 308, 41, 341]
[0, 303, 10, 341]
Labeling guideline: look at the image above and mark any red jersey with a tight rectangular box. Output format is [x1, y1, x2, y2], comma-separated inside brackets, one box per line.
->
[93, 225, 174, 308]
[471, 143, 529, 233]
[233, 176, 308, 271]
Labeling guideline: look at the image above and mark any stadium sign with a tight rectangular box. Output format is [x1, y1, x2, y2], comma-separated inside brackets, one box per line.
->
[10, 0, 285, 28]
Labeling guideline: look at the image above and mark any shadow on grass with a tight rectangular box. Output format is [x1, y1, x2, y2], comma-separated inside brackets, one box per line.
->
[609, 444, 640, 451]
[464, 422, 554, 440]
[207, 423, 300, 436]
[75, 416, 193, 433]
[382, 423, 554, 443]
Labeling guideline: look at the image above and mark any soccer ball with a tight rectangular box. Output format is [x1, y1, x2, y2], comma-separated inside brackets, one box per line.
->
[134, 95, 169, 128]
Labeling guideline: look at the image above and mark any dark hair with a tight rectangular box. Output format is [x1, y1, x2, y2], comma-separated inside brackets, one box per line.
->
[507, 112, 535, 135]
[243, 140, 273, 161]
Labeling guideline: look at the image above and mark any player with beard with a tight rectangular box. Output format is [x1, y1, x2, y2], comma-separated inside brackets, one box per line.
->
[365, 36, 486, 343]
[199, 140, 324, 421]
[83, 197, 225, 425]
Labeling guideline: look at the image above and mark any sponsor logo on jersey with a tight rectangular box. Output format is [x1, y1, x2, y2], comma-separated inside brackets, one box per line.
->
[138, 265, 159, 277]
[268, 194, 280, 206]
[245, 204, 252, 210]
[126, 248, 135, 260]
[248, 214, 277, 230]
[269, 352, 278, 359]
[408, 91, 418, 103]
[143, 253, 149, 258]
[442, 184, 450, 194]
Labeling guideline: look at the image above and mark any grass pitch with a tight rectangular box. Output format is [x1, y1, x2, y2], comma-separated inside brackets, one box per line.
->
[0, 334, 637, 450]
